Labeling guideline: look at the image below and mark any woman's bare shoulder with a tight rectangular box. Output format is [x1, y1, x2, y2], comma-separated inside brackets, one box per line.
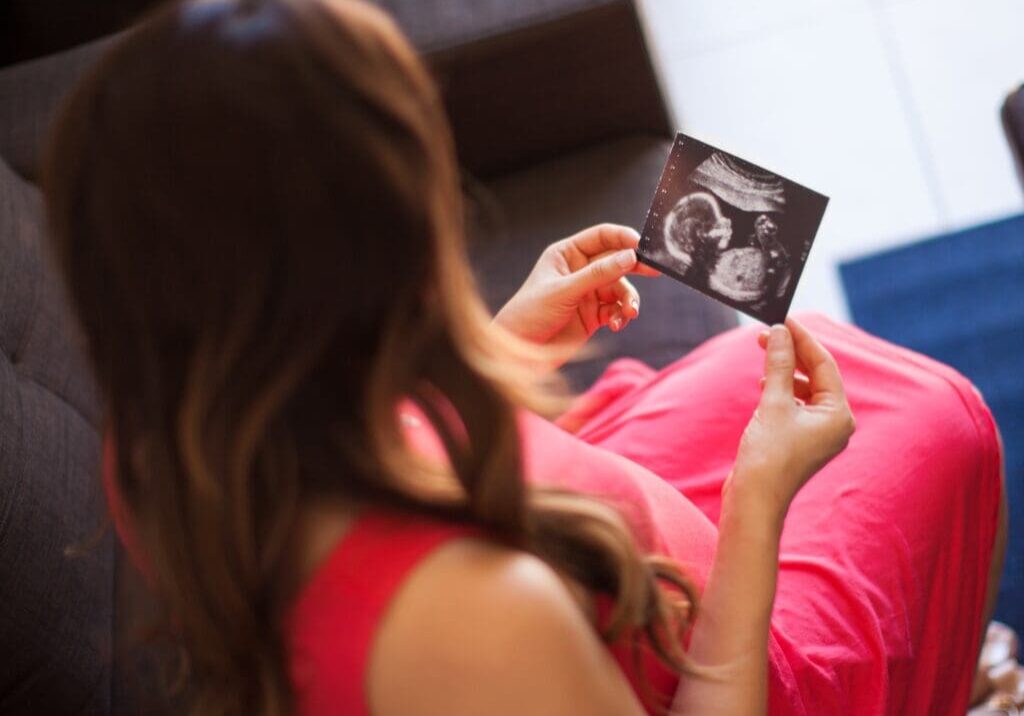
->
[368, 537, 647, 716]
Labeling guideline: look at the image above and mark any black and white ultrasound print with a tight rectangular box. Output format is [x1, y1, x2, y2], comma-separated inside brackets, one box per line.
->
[637, 134, 829, 325]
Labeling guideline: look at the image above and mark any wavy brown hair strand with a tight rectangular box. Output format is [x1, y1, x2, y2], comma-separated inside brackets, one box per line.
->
[42, 1, 703, 714]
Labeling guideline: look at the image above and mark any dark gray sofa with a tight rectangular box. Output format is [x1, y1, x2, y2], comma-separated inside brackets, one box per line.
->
[0, 1, 735, 713]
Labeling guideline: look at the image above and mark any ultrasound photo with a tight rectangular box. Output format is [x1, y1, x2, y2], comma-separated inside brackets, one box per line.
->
[637, 134, 829, 325]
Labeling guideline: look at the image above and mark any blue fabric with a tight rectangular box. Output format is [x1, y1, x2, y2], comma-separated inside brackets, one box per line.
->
[840, 213, 1024, 635]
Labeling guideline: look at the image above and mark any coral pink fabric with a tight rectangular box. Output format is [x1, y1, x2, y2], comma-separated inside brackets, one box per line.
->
[544, 314, 1004, 714]
[115, 314, 1005, 715]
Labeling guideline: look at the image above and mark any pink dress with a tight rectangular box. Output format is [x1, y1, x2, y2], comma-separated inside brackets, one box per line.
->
[535, 313, 1004, 714]
[190, 314, 1006, 714]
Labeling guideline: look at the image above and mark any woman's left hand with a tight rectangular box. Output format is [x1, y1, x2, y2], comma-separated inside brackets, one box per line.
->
[493, 224, 659, 363]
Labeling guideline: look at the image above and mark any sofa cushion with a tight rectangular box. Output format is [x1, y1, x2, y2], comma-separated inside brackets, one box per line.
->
[0, 153, 110, 714]
[469, 134, 737, 390]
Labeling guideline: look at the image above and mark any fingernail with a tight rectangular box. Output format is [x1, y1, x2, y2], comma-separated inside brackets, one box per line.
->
[616, 250, 635, 269]
[630, 298, 640, 313]
[769, 324, 787, 347]
[610, 316, 623, 331]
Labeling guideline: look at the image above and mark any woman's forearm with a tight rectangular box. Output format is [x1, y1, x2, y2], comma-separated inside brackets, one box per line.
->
[672, 476, 784, 715]
[672, 319, 854, 714]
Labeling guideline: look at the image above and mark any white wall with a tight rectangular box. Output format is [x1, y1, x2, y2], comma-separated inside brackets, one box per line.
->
[638, 0, 1024, 320]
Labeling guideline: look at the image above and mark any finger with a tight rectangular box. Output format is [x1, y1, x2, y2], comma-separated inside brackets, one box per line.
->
[760, 373, 812, 401]
[785, 318, 845, 401]
[598, 303, 627, 332]
[559, 249, 637, 299]
[631, 260, 661, 278]
[761, 324, 795, 404]
[794, 373, 812, 401]
[577, 292, 602, 335]
[759, 373, 811, 393]
[598, 277, 640, 318]
[758, 328, 811, 376]
[563, 224, 640, 258]
[589, 247, 659, 280]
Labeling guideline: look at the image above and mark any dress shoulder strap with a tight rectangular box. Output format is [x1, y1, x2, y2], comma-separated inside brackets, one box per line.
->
[286, 509, 476, 716]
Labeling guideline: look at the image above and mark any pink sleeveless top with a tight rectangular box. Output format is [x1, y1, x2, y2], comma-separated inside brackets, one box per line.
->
[284, 510, 481, 716]
[283, 505, 680, 716]
[281, 405, 703, 716]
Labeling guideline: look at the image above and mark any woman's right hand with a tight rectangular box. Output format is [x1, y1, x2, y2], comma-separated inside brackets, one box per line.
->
[726, 318, 856, 520]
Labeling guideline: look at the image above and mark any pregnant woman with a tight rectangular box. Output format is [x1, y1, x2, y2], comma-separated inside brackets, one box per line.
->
[42, 1, 1006, 715]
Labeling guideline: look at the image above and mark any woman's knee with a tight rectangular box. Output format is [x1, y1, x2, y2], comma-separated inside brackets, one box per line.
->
[946, 376, 1003, 488]
[803, 315, 1002, 489]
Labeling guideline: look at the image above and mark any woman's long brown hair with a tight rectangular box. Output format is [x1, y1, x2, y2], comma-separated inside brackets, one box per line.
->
[42, 1, 701, 713]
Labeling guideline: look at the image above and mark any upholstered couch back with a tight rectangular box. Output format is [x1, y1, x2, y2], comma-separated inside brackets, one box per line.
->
[0, 148, 110, 714]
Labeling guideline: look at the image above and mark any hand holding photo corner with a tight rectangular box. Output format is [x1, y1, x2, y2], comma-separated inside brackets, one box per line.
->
[637, 133, 829, 325]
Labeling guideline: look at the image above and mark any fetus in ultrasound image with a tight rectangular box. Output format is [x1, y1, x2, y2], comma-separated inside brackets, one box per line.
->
[638, 135, 829, 324]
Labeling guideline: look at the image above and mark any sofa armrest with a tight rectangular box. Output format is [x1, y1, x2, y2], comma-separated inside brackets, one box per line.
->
[0, 32, 125, 181]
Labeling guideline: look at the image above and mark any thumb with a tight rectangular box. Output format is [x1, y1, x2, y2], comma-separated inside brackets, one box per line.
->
[761, 324, 795, 402]
[562, 249, 637, 298]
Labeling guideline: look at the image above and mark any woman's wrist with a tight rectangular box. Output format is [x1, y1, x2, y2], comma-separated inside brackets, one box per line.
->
[673, 467, 783, 715]
[720, 468, 789, 541]
[491, 304, 524, 338]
